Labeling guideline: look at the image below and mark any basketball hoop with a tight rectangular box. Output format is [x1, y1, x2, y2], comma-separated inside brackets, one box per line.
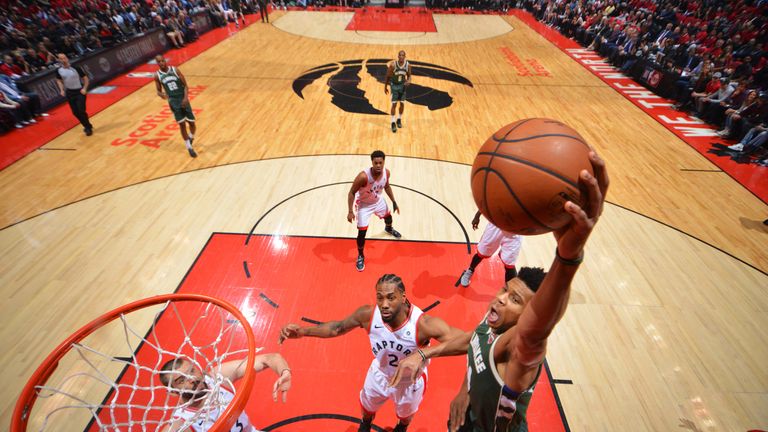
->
[12, 293, 258, 432]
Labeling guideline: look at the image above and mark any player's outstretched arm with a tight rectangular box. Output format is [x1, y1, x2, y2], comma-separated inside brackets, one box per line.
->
[389, 329, 472, 387]
[220, 353, 292, 402]
[347, 172, 367, 223]
[513, 151, 609, 367]
[279, 304, 373, 343]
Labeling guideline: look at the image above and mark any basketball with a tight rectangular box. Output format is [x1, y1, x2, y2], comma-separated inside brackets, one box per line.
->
[471, 118, 594, 235]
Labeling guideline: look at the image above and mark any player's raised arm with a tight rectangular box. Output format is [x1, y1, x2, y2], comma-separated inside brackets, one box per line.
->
[279, 304, 373, 343]
[513, 151, 608, 367]
[347, 172, 368, 223]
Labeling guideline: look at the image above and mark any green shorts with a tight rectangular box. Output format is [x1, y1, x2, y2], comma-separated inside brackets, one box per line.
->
[169, 98, 196, 123]
[390, 85, 406, 103]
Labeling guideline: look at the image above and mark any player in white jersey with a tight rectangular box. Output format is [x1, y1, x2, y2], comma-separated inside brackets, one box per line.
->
[347, 150, 402, 272]
[278, 273, 462, 432]
[158, 353, 292, 431]
[459, 210, 523, 287]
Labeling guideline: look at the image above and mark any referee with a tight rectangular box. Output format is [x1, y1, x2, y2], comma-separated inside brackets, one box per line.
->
[55, 53, 93, 136]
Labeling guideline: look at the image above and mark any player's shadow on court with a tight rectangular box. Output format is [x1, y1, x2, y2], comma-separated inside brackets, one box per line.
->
[739, 216, 768, 232]
[412, 270, 495, 303]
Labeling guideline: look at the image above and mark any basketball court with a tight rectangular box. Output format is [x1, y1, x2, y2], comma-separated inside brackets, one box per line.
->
[1, 8, 767, 432]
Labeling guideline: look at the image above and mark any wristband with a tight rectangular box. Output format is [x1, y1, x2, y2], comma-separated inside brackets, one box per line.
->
[417, 349, 427, 362]
[555, 247, 584, 265]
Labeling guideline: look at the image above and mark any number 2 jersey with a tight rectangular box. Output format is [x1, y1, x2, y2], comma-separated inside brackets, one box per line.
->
[367, 304, 427, 382]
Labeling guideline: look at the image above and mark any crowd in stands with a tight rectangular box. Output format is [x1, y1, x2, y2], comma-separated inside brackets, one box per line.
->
[521, 0, 768, 166]
[0, 0, 269, 133]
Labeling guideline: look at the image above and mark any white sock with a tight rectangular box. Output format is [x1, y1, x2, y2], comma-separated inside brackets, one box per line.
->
[397, 114, 401, 120]
[391, 115, 395, 123]
[185, 139, 192, 149]
[189, 133, 195, 139]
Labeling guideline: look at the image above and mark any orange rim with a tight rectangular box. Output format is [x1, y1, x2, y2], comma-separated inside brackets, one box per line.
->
[11, 293, 257, 432]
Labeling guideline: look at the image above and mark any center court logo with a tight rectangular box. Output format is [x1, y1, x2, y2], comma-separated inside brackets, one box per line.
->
[292, 59, 473, 115]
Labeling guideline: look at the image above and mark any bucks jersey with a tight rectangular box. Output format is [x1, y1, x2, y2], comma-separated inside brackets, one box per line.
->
[466, 319, 541, 432]
[171, 375, 255, 431]
[392, 60, 409, 86]
[157, 66, 186, 100]
[355, 167, 388, 206]
[368, 303, 426, 382]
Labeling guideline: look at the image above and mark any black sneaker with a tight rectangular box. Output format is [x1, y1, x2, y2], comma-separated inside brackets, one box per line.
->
[393, 422, 408, 432]
[188, 147, 198, 158]
[391, 122, 397, 133]
[396, 118, 402, 128]
[84, 128, 93, 136]
[358, 419, 372, 432]
[385, 227, 402, 238]
[356, 255, 365, 272]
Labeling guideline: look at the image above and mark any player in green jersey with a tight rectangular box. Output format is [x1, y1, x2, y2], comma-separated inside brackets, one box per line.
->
[384, 50, 411, 133]
[155, 55, 198, 158]
[390, 151, 609, 432]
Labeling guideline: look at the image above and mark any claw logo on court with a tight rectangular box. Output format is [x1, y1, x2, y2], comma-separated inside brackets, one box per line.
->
[292, 59, 473, 115]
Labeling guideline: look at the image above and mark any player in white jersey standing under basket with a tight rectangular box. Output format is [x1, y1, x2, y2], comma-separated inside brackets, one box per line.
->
[278, 273, 463, 432]
[347, 150, 402, 272]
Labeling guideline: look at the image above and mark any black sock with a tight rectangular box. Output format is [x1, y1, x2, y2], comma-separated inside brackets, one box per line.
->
[356, 230, 366, 257]
[469, 254, 483, 271]
[504, 266, 517, 282]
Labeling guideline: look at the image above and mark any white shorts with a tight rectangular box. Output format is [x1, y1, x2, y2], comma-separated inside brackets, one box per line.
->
[477, 223, 522, 267]
[359, 362, 426, 419]
[355, 198, 390, 229]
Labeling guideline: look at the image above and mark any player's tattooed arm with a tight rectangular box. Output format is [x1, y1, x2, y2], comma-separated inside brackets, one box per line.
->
[279, 305, 373, 343]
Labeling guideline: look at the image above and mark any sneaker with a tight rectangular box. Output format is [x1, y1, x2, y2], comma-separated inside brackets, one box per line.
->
[188, 147, 198, 158]
[727, 143, 744, 152]
[391, 122, 397, 133]
[28, 118, 37, 124]
[396, 118, 402, 128]
[358, 419, 372, 432]
[36, 112, 50, 117]
[84, 128, 93, 136]
[21, 120, 30, 125]
[763, 219, 768, 226]
[356, 255, 365, 272]
[459, 268, 474, 287]
[393, 423, 408, 432]
[385, 227, 401, 238]
[14, 123, 23, 129]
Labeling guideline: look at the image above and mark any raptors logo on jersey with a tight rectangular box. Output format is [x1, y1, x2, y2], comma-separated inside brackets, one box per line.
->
[355, 167, 388, 206]
[367, 303, 427, 381]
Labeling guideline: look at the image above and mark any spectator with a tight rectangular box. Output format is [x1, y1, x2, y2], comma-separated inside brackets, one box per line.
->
[0, 54, 26, 79]
[0, 89, 36, 128]
[0, 74, 48, 119]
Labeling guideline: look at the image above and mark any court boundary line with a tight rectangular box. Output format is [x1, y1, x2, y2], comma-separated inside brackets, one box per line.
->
[3, 153, 765, 276]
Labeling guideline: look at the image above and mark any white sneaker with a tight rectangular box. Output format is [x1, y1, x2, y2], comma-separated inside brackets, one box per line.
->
[14, 123, 23, 128]
[460, 268, 474, 287]
[28, 118, 37, 124]
[727, 143, 744, 151]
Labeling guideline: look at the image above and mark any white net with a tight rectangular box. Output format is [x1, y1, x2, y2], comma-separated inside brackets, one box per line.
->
[23, 298, 258, 432]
